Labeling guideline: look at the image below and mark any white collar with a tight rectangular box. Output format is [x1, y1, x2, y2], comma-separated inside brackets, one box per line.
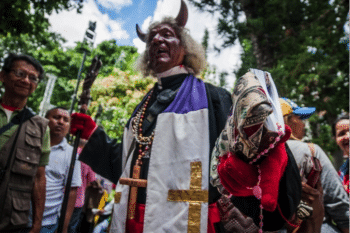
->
[52, 137, 68, 150]
[156, 66, 189, 90]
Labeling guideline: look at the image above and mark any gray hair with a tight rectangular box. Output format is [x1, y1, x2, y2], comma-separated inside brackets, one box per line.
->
[135, 17, 207, 77]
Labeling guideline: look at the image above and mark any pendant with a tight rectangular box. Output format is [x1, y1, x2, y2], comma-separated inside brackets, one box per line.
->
[143, 150, 150, 158]
[252, 185, 262, 200]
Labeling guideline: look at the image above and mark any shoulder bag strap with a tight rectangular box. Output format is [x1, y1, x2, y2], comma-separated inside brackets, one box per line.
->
[307, 143, 316, 157]
[0, 107, 35, 135]
[0, 108, 35, 179]
[0, 108, 32, 214]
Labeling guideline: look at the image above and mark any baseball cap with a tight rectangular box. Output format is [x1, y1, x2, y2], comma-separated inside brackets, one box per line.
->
[279, 97, 316, 120]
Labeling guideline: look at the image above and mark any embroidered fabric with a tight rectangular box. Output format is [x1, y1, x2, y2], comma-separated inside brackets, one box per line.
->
[211, 69, 285, 187]
[210, 69, 290, 232]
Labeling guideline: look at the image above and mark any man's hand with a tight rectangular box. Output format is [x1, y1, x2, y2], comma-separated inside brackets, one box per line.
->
[30, 166, 46, 233]
[70, 113, 97, 140]
[299, 180, 324, 233]
[92, 208, 106, 216]
[28, 225, 41, 233]
[301, 181, 324, 217]
[61, 187, 78, 233]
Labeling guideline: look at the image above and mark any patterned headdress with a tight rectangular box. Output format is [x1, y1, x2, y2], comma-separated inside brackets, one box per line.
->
[211, 69, 293, 231]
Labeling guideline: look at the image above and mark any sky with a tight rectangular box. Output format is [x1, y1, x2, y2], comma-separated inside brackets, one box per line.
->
[48, 0, 242, 87]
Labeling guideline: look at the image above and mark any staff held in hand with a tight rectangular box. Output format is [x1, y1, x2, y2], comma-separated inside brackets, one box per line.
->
[56, 56, 102, 233]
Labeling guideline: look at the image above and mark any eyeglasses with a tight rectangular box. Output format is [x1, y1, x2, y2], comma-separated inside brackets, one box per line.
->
[10, 69, 40, 84]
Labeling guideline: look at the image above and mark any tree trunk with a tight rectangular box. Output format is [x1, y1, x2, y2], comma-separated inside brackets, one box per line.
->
[240, 0, 275, 69]
[249, 33, 275, 69]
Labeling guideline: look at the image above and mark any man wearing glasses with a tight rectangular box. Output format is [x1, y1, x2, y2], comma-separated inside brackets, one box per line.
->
[0, 53, 51, 233]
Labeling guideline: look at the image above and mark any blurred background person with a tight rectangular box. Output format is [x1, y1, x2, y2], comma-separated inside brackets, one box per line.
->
[332, 113, 349, 194]
[91, 186, 116, 233]
[79, 180, 103, 233]
[68, 139, 97, 233]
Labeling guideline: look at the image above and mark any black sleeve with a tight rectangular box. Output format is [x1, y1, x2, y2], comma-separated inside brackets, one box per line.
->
[205, 83, 233, 204]
[78, 127, 123, 184]
[205, 83, 232, 153]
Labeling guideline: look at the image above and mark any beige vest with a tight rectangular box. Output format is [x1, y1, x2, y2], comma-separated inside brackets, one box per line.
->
[0, 115, 49, 230]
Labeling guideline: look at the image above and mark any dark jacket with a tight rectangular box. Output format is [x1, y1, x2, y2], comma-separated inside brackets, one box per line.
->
[0, 115, 49, 230]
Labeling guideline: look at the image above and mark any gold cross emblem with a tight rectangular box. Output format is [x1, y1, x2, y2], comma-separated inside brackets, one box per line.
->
[167, 161, 209, 232]
[114, 192, 122, 204]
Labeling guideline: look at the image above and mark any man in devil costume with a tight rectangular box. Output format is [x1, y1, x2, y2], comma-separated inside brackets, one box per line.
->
[70, 1, 301, 232]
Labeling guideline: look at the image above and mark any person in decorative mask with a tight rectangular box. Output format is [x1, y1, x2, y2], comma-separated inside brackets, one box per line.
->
[70, 1, 301, 232]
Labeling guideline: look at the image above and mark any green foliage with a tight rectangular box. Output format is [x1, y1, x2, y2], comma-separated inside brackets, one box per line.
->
[201, 28, 209, 57]
[92, 40, 139, 77]
[86, 69, 155, 141]
[219, 72, 228, 89]
[235, 38, 257, 78]
[0, 0, 83, 38]
[1, 30, 152, 142]
[0, 0, 86, 111]
[0, 32, 66, 64]
[308, 114, 339, 161]
[0, 36, 142, 112]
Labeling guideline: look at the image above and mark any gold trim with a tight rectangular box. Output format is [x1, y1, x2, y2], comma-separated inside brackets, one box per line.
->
[167, 161, 208, 233]
[114, 192, 122, 203]
[168, 190, 208, 202]
[188, 203, 201, 232]
[190, 161, 202, 189]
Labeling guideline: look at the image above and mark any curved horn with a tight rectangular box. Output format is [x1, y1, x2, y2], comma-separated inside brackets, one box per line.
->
[175, 0, 188, 27]
[136, 24, 147, 42]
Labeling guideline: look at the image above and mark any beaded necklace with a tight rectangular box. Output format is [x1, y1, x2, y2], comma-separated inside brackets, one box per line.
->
[132, 89, 155, 164]
[118, 90, 155, 219]
[249, 123, 284, 165]
[246, 165, 263, 233]
[244, 123, 284, 233]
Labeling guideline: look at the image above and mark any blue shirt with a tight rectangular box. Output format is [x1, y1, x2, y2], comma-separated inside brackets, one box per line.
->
[28, 138, 82, 227]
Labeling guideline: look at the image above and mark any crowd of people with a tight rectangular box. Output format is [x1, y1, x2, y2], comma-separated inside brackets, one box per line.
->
[0, 0, 348, 233]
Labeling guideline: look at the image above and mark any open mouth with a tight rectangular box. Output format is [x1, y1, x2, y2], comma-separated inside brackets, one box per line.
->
[155, 45, 168, 55]
[157, 49, 167, 55]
